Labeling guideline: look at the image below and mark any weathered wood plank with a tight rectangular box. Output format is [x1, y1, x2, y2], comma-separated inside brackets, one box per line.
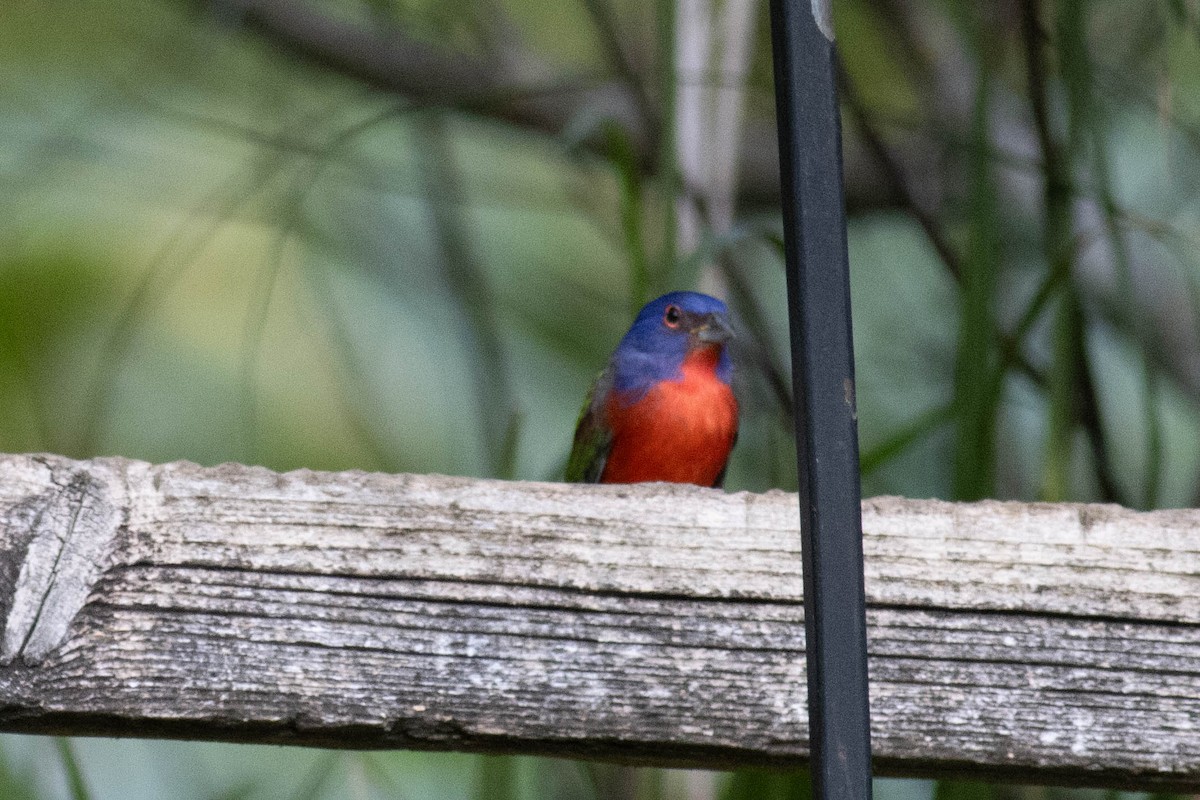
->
[1, 453, 1199, 788]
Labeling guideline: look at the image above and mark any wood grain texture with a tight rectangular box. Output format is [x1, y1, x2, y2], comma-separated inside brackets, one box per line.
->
[1, 453, 1199, 788]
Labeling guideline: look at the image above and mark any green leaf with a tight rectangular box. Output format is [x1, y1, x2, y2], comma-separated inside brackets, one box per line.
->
[721, 768, 811, 800]
[951, 58, 1004, 501]
[284, 751, 340, 800]
[475, 756, 521, 800]
[934, 780, 1002, 800]
[0, 741, 38, 800]
[56, 739, 92, 800]
[862, 403, 954, 477]
[600, 120, 654, 312]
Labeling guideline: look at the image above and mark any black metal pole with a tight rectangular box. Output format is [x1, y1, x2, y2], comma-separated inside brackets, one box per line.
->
[767, 3, 872, 800]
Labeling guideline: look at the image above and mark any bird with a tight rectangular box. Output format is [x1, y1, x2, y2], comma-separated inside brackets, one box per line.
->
[565, 291, 738, 487]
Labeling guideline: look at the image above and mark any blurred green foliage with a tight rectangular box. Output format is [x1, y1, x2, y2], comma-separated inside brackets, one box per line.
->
[3, 0, 1200, 798]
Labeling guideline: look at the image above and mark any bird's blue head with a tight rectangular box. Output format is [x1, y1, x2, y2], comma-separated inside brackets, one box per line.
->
[610, 291, 734, 398]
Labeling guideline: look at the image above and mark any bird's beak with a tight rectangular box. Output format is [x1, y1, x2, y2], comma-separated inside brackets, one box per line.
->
[694, 313, 734, 344]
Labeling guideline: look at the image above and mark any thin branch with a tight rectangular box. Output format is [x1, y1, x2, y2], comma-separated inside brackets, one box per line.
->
[835, 54, 959, 282]
[836, 55, 1050, 392]
[1019, 0, 1122, 504]
[200, 0, 907, 211]
[210, 0, 652, 167]
[580, 0, 661, 145]
[412, 112, 520, 478]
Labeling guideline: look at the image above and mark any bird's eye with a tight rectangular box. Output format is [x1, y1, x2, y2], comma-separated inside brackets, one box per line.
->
[663, 305, 682, 328]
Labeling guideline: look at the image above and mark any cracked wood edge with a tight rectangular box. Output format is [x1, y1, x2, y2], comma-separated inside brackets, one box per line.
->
[1, 457, 126, 663]
[1, 453, 1200, 787]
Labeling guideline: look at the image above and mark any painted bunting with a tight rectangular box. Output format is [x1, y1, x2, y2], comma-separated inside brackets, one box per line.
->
[566, 291, 738, 487]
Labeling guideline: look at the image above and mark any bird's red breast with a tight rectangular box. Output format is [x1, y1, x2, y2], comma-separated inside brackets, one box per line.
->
[600, 345, 738, 486]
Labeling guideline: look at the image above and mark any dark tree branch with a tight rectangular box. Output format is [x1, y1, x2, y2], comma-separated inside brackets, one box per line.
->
[211, 0, 650, 155]
[579, 0, 662, 148]
[201, 0, 923, 210]
[835, 55, 958, 281]
[836, 55, 1053, 393]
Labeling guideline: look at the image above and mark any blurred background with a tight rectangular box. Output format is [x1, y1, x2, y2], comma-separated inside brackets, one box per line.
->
[3, 0, 1200, 797]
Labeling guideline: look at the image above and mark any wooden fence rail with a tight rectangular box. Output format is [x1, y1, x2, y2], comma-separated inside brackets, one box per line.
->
[1, 453, 1198, 789]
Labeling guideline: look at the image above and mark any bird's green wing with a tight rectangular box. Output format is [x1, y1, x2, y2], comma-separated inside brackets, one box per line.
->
[565, 369, 614, 483]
